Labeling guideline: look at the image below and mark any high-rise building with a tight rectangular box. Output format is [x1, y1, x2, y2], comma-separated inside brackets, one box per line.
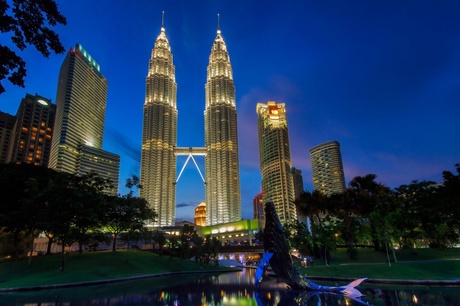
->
[256, 101, 296, 224]
[291, 167, 304, 200]
[0, 112, 16, 163]
[49, 44, 120, 195]
[204, 26, 242, 225]
[309, 140, 346, 196]
[194, 202, 206, 226]
[7, 94, 55, 167]
[253, 192, 264, 221]
[140, 24, 178, 227]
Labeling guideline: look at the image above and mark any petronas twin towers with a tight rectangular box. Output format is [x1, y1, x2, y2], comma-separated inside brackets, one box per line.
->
[140, 20, 241, 227]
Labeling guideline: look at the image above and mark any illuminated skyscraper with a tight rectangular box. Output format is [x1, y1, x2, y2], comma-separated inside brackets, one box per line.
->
[7, 94, 55, 167]
[256, 101, 296, 224]
[194, 202, 206, 226]
[309, 140, 346, 196]
[49, 44, 119, 195]
[204, 25, 242, 225]
[140, 24, 177, 227]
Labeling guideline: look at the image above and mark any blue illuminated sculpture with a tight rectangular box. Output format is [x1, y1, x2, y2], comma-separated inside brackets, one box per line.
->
[255, 202, 367, 301]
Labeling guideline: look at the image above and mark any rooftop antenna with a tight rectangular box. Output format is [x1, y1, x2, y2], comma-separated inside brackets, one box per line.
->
[217, 13, 221, 33]
[161, 11, 165, 31]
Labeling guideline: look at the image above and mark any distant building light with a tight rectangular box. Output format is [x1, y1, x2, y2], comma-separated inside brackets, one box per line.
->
[37, 99, 48, 106]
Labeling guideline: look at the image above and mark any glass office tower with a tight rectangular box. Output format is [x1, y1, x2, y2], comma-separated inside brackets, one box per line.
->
[49, 44, 119, 195]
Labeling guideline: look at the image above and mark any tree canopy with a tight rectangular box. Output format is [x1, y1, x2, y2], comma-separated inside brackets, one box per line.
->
[0, 0, 66, 94]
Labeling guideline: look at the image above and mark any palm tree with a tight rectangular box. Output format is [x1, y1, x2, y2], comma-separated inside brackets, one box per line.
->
[348, 174, 390, 251]
[295, 190, 331, 258]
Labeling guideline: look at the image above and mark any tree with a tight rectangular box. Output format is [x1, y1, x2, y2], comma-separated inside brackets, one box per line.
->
[203, 236, 221, 265]
[371, 191, 400, 265]
[0, 0, 67, 94]
[348, 174, 389, 251]
[0, 163, 54, 258]
[151, 230, 167, 256]
[38, 171, 86, 270]
[438, 163, 460, 246]
[167, 233, 179, 258]
[311, 215, 341, 265]
[104, 176, 156, 251]
[191, 234, 205, 263]
[179, 224, 196, 259]
[394, 180, 437, 248]
[294, 190, 330, 257]
[66, 172, 110, 254]
[283, 220, 314, 258]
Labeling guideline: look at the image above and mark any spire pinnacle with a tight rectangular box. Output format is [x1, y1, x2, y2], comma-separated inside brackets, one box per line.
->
[161, 11, 165, 32]
[217, 13, 221, 34]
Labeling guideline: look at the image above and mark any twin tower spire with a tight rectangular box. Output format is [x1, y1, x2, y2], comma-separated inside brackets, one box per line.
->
[140, 14, 241, 227]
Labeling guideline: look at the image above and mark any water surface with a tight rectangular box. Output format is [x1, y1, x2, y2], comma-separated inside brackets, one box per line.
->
[1, 268, 458, 305]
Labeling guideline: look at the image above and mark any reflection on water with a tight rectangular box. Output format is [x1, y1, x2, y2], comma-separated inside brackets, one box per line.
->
[1, 268, 459, 305]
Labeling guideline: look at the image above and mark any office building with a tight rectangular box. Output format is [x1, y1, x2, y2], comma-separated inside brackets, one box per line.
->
[49, 44, 120, 195]
[7, 94, 55, 166]
[256, 101, 296, 224]
[291, 167, 304, 200]
[140, 23, 178, 227]
[309, 140, 346, 195]
[253, 192, 264, 221]
[204, 25, 242, 225]
[0, 112, 16, 163]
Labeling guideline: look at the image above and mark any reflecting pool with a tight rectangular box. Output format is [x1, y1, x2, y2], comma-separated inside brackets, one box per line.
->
[1, 268, 459, 305]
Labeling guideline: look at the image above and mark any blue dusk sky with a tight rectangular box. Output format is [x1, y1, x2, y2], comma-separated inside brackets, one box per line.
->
[1, 1, 459, 221]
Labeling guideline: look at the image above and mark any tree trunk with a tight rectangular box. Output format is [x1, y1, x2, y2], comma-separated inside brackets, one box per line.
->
[13, 230, 20, 259]
[60, 243, 65, 271]
[112, 234, 117, 251]
[28, 235, 34, 266]
[385, 241, 391, 267]
[46, 236, 53, 255]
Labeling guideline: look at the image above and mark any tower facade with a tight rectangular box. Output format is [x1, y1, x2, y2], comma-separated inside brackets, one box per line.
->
[194, 202, 206, 226]
[8, 94, 55, 167]
[204, 27, 242, 225]
[0, 112, 16, 164]
[253, 192, 264, 221]
[49, 44, 120, 195]
[140, 25, 178, 227]
[291, 167, 304, 200]
[309, 140, 346, 196]
[256, 101, 296, 224]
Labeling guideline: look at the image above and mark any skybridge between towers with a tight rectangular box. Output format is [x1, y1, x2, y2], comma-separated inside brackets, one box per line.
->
[174, 147, 207, 184]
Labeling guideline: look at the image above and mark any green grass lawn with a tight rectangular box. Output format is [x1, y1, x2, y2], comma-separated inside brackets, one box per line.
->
[298, 247, 460, 281]
[1, 248, 459, 289]
[0, 250, 231, 289]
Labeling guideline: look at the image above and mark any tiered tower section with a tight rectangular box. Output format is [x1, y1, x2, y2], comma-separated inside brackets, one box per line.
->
[140, 25, 178, 227]
[204, 27, 242, 225]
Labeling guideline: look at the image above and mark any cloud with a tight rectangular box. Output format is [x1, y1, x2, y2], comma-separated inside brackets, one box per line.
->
[105, 128, 141, 163]
[176, 202, 198, 209]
